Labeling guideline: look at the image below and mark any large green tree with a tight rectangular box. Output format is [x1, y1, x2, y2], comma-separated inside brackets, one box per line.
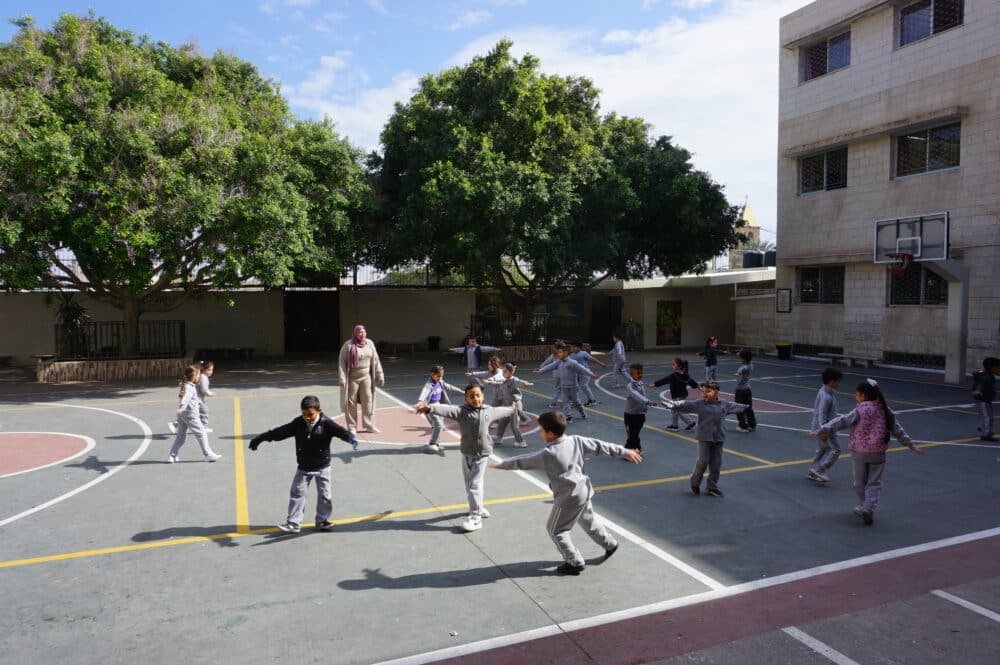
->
[374, 40, 742, 321]
[0, 15, 363, 349]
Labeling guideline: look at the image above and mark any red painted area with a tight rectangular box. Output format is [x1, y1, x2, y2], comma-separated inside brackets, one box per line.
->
[438, 535, 1000, 665]
[331, 406, 538, 445]
[0, 433, 89, 476]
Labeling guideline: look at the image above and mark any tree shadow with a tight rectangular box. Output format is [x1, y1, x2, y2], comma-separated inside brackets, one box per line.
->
[338, 560, 566, 591]
[131, 524, 262, 548]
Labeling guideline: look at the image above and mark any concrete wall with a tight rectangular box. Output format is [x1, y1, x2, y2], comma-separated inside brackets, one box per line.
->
[734, 295, 777, 350]
[0, 291, 284, 366]
[338, 289, 476, 347]
[629, 286, 736, 350]
[775, 0, 1000, 369]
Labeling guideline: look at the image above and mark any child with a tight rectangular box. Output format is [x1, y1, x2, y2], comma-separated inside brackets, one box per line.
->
[248, 395, 358, 533]
[168, 364, 222, 463]
[651, 358, 698, 431]
[663, 381, 748, 497]
[808, 367, 843, 482]
[197, 360, 216, 432]
[536, 342, 595, 421]
[538, 341, 564, 408]
[569, 341, 607, 406]
[449, 337, 499, 372]
[467, 355, 503, 393]
[733, 350, 757, 433]
[972, 357, 999, 442]
[624, 363, 658, 453]
[487, 363, 534, 448]
[610, 334, 628, 388]
[702, 336, 720, 382]
[811, 379, 925, 525]
[416, 365, 464, 453]
[414, 384, 515, 532]
[489, 411, 642, 575]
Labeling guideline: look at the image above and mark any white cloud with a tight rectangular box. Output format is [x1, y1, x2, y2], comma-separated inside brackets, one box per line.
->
[312, 11, 346, 33]
[445, 0, 801, 234]
[258, 1, 276, 14]
[286, 0, 318, 5]
[449, 10, 493, 31]
[674, 0, 716, 7]
[366, 0, 388, 15]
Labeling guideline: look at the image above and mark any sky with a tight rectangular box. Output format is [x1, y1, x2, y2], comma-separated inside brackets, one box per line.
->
[2, 0, 807, 240]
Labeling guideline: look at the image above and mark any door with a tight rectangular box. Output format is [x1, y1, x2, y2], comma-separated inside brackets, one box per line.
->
[283, 291, 340, 352]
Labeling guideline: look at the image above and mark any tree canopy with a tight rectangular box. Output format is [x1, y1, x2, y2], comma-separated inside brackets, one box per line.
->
[374, 40, 742, 314]
[0, 14, 364, 324]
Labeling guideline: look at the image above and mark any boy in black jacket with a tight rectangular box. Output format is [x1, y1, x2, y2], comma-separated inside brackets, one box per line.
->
[651, 358, 699, 431]
[973, 357, 999, 442]
[249, 395, 358, 533]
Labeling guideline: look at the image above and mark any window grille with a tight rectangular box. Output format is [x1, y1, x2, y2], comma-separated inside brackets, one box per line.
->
[801, 31, 851, 82]
[889, 262, 948, 305]
[899, 0, 963, 47]
[895, 123, 960, 177]
[799, 148, 847, 193]
[798, 266, 845, 304]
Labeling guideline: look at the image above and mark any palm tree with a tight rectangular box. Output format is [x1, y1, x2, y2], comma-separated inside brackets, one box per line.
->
[739, 237, 775, 252]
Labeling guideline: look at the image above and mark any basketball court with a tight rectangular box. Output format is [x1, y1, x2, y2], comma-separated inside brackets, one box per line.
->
[1, 352, 998, 664]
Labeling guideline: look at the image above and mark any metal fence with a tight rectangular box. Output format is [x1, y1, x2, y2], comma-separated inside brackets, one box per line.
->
[468, 313, 589, 345]
[55, 320, 186, 360]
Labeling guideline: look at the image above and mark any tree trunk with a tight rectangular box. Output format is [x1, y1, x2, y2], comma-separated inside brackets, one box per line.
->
[121, 297, 142, 359]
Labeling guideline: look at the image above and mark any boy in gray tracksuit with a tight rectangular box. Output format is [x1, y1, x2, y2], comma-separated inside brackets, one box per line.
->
[536, 342, 595, 421]
[808, 367, 843, 482]
[663, 381, 747, 497]
[538, 342, 563, 408]
[610, 334, 628, 388]
[486, 363, 534, 448]
[415, 384, 514, 533]
[569, 341, 607, 406]
[490, 411, 642, 575]
[416, 364, 464, 453]
[624, 363, 658, 452]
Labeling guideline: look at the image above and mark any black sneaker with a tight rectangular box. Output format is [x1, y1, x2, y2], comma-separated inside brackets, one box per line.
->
[690, 484, 700, 495]
[566, 416, 573, 422]
[685, 422, 696, 431]
[555, 562, 584, 576]
[315, 520, 335, 531]
[861, 508, 874, 525]
[603, 544, 619, 562]
[277, 522, 301, 534]
[706, 487, 724, 498]
[666, 425, 678, 430]
[980, 435, 997, 442]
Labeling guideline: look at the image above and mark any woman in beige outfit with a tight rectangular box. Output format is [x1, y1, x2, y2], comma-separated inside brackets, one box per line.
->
[339, 324, 385, 433]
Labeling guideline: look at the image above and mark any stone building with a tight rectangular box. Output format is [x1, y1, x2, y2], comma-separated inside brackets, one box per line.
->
[760, 0, 1000, 382]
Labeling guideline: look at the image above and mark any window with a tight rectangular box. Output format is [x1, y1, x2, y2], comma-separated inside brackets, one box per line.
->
[889, 262, 948, 305]
[798, 266, 845, 304]
[801, 31, 851, 82]
[800, 148, 847, 193]
[895, 123, 960, 177]
[899, 0, 963, 47]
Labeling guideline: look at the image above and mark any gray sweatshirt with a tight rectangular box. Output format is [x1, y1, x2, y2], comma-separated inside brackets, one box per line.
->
[625, 378, 651, 415]
[611, 340, 626, 363]
[486, 376, 529, 407]
[811, 385, 839, 437]
[177, 382, 201, 420]
[427, 403, 514, 458]
[668, 399, 747, 442]
[539, 354, 560, 387]
[735, 363, 752, 391]
[537, 357, 594, 387]
[494, 435, 628, 507]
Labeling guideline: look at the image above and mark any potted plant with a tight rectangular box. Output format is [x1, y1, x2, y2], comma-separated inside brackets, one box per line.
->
[775, 342, 792, 360]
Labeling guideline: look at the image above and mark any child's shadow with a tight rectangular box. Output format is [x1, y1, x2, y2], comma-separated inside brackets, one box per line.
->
[251, 512, 464, 546]
[331, 446, 444, 464]
[131, 524, 256, 548]
[338, 561, 557, 591]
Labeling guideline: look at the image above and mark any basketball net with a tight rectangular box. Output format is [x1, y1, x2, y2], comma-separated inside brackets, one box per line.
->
[886, 252, 912, 276]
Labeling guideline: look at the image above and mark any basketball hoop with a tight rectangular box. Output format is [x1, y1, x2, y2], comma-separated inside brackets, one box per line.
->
[886, 252, 912, 276]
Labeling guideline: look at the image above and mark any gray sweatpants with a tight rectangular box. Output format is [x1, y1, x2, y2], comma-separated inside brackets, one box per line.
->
[547, 499, 616, 568]
[852, 453, 886, 511]
[286, 466, 333, 527]
[670, 410, 695, 427]
[810, 434, 841, 472]
[611, 361, 628, 387]
[559, 387, 586, 418]
[169, 415, 215, 458]
[578, 375, 595, 403]
[425, 412, 445, 445]
[199, 399, 210, 428]
[705, 365, 717, 382]
[979, 401, 994, 436]
[462, 455, 489, 517]
[494, 404, 523, 444]
[549, 382, 561, 407]
[691, 440, 724, 490]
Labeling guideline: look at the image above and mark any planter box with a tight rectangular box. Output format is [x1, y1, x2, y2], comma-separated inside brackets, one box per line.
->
[37, 357, 192, 383]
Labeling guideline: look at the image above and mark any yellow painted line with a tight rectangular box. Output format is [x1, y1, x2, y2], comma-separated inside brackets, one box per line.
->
[233, 397, 250, 534]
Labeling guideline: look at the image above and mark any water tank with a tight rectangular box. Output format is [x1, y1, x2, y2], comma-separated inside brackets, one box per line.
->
[764, 250, 776, 267]
[742, 251, 764, 268]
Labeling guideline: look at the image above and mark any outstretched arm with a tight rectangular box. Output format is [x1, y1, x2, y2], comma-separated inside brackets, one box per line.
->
[489, 449, 547, 470]
[248, 420, 298, 450]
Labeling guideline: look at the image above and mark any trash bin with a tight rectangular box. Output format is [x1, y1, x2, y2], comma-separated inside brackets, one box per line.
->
[427, 336, 442, 352]
[776, 343, 792, 360]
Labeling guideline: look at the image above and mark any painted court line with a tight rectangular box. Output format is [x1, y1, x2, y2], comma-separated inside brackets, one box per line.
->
[375, 387, 727, 592]
[781, 626, 861, 665]
[232, 397, 250, 534]
[931, 589, 1000, 623]
[0, 404, 153, 530]
[0, 432, 96, 479]
[374, 526, 1000, 665]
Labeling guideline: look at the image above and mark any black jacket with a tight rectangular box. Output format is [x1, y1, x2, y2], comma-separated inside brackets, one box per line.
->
[704, 347, 719, 367]
[973, 371, 996, 403]
[253, 413, 354, 471]
[653, 371, 699, 399]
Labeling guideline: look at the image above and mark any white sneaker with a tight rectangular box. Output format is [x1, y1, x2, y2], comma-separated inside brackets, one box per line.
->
[167, 421, 177, 434]
[348, 426, 357, 435]
[365, 426, 380, 434]
[277, 522, 300, 534]
[514, 440, 528, 448]
[204, 453, 222, 462]
[205, 428, 214, 433]
[425, 443, 441, 454]
[737, 427, 751, 433]
[479, 508, 490, 518]
[461, 517, 482, 532]
[167, 454, 178, 464]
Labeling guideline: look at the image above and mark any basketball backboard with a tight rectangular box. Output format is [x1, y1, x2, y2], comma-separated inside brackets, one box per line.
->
[873, 212, 949, 263]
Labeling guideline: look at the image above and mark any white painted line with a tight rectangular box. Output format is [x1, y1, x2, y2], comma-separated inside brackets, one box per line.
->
[377, 525, 1000, 665]
[781, 627, 861, 665]
[931, 590, 1000, 623]
[0, 433, 96, 479]
[893, 403, 977, 414]
[0, 405, 153, 529]
[377, 387, 726, 593]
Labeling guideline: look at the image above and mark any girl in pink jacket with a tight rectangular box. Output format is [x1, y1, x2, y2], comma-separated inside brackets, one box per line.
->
[811, 379, 925, 525]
